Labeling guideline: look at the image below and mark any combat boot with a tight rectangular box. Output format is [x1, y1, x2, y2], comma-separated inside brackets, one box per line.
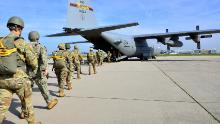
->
[28, 121, 42, 124]
[20, 111, 25, 119]
[59, 89, 65, 97]
[77, 75, 81, 79]
[47, 99, 58, 109]
[67, 83, 72, 90]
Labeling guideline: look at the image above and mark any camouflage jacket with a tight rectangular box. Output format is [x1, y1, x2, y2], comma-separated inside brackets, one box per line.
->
[29, 42, 48, 71]
[5, 33, 37, 78]
[52, 50, 72, 71]
[72, 49, 83, 63]
[64, 50, 73, 71]
[87, 51, 96, 63]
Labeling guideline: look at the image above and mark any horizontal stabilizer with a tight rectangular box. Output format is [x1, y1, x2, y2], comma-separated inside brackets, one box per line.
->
[46, 32, 79, 37]
[79, 22, 139, 34]
[46, 22, 139, 37]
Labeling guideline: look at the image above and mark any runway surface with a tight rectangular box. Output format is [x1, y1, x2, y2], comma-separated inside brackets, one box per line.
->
[3, 56, 220, 124]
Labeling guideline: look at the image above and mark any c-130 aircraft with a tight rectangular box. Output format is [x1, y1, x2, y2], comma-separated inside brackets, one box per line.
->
[47, 0, 220, 61]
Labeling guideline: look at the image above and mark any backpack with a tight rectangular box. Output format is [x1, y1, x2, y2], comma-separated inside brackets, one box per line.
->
[52, 51, 66, 69]
[87, 52, 95, 62]
[31, 42, 41, 58]
[0, 36, 18, 75]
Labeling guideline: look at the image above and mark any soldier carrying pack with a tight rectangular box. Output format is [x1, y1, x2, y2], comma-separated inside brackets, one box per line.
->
[0, 36, 18, 75]
[52, 44, 67, 69]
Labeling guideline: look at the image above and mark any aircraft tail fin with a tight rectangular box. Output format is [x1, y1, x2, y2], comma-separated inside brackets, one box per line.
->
[67, 0, 97, 29]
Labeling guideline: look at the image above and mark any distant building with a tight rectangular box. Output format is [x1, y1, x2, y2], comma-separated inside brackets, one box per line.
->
[160, 49, 218, 55]
[194, 49, 217, 54]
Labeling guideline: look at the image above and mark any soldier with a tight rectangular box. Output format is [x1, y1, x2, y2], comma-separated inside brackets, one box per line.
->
[100, 50, 105, 65]
[96, 49, 101, 66]
[26, 31, 58, 110]
[107, 51, 112, 62]
[0, 16, 41, 124]
[65, 43, 73, 89]
[72, 45, 83, 79]
[52, 43, 70, 97]
[87, 48, 97, 75]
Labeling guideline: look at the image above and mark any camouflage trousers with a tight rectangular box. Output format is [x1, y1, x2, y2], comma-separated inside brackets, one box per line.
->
[66, 70, 73, 85]
[74, 62, 81, 79]
[88, 62, 96, 75]
[55, 69, 67, 90]
[107, 57, 111, 62]
[0, 77, 36, 124]
[32, 72, 52, 104]
[96, 58, 100, 66]
[100, 58, 104, 65]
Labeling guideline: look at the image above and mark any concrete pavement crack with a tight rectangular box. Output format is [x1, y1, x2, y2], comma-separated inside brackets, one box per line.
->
[66, 95, 195, 103]
[152, 62, 220, 123]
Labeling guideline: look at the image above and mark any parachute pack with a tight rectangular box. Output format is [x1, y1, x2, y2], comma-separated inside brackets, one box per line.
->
[0, 36, 18, 75]
[52, 51, 66, 69]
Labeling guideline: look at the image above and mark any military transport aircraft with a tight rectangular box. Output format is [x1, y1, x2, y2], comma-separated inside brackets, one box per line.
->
[47, 0, 220, 61]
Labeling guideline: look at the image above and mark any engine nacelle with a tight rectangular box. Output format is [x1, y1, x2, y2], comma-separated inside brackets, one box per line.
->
[166, 40, 183, 47]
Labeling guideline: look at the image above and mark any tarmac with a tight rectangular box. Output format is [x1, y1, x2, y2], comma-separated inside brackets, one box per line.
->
[3, 56, 220, 124]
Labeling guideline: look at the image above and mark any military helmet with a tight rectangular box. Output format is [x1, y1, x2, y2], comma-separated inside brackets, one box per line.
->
[74, 45, 78, 49]
[7, 16, 24, 28]
[58, 43, 65, 50]
[28, 31, 40, 42]
[65, 43, 71, 49]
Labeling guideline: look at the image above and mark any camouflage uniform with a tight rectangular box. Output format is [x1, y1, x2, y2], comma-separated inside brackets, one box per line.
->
[72, 48, 83, 79]
[100, 50, 105, 65]
[107, 51, 112, 62]
[52, 44, 71, 96]
[96, 51, 101, 66]
[28, 36, 57, 109]
[64, 45, 73, 90]
[0, 33, 38, 124]
[87, 48, 97, 75]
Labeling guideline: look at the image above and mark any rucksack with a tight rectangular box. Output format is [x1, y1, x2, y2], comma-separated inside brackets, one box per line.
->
[0, 36, 18, 75]
[52, 51, 66, 69]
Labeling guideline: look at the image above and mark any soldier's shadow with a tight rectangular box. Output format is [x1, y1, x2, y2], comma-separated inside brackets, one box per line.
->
[47, 83, 59, 88]
[2, 120, 15, 124]
[8, 99, 21, 119]
[32, 87, 40, 92]
[48, 76, 57, 78]
[49, 90, 59, 97]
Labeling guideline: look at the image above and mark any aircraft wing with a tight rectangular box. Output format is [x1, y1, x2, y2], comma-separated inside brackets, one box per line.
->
[134, 29, 220, 49]
[47, 22, 139, 37]
[134, 29, 220, 40]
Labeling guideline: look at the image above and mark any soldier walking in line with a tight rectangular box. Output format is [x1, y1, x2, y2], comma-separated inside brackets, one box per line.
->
[87, 48, 97, 75]
[0, 16, 42, 124]
[107, 51, 112, 62]
[52, 43, 71, 97]
[24, 31, 58, 112]
[65, 43, 73, 90]
[72, 45, 83, 79]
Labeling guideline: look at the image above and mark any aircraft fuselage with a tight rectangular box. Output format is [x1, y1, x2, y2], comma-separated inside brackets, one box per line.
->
[82, 32, 160, 60]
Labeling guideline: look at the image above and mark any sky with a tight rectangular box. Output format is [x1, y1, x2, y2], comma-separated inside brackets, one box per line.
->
[0, 0, 220, 53]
